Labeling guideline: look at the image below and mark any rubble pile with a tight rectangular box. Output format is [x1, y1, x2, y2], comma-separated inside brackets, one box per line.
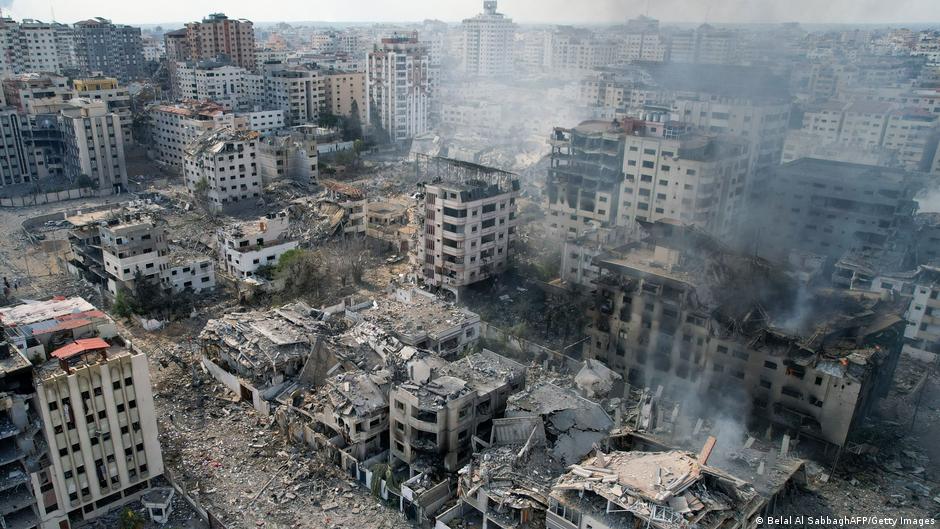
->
[553, 449, 760, 529]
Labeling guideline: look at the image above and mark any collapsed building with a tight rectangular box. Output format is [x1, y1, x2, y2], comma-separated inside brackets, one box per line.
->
[389, 350, 527, 474]
[583, 220, 905, 449]
[347, 287, 481, 358]
[506, 381, 614, 465]
[547, 442, 795, 529]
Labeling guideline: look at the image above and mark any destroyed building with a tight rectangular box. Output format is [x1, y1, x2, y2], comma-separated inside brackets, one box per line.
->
[67, 207, 216, 297]
[288, 369, 391, 461]
[583, 220, 905, 448]
[321, 179, 367, 236]
[183, 127, 262, 211]
[549, 447, 773, 529]
[365, 200, 413, 253]
[506, 381, 614, 465]
[347, 287, 481, 358]
[217, 209, 299, 280]
[389, 349, 526, 473]
[0, 341, 45, 529]
[414, 155, 520, 295]
[0, 297, 117, 363]
[199, 301, 335, 393]
[445, 417, 563, 529]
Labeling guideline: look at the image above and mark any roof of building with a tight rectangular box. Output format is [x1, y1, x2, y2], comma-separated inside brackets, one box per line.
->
[50, 337, 110, 360]
[186, 127, 259, 157]
[0, 297, 97, 328]
[352, 289, 479, 344]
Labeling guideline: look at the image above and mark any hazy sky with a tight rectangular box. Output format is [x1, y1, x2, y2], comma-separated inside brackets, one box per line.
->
[6, 0, 940, 26]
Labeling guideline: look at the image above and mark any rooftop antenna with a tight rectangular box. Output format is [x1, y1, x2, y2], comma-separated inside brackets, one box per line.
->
[645, 0, 651, 16]
[50, 0, 56, 22]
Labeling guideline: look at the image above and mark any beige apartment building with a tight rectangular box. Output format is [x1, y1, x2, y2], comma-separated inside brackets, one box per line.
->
[35, 339, 163, 525]
[415, 155, 520, 293]
[321, 71, 367, 122]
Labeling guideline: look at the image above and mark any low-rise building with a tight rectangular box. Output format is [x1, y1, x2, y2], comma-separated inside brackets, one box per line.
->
[321, 179, 366, 235]
[347, 287, 480, 358]
[257, 129, 318, 185]
[217, 210, 298, 280]
[0, 297, 116, 363]
[388, 349, 526, 473]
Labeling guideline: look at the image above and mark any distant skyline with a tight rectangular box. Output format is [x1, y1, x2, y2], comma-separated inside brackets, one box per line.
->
[5, 0, 940, 26]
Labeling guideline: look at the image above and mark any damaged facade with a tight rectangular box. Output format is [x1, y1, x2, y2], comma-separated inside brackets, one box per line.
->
[583, 220, 905, 448]
[67, 207, 216, 297]
[415, 155, 520, 294]
[0, 298, 164, 529]
[216, 209, 299, 280]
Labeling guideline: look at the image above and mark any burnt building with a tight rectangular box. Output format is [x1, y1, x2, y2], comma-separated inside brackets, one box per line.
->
[583, 220, 905, 448]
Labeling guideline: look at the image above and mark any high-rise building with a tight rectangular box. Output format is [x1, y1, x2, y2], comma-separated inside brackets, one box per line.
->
[183, 127, 262, 211]
[367, 34, 432, 143]
[59, 99, 128, 193]
[583, 220, 904, 448]
[415, 155, 520, 293]
[262, 65, 320, 126]
[73, 77, 133, 144]
[321, 71, 367, 122]
[0, 109, 33, 188]
[183, 14, 255, 71]
[149, 101, 237, 173]
[72, 18, 145, 81]
[461, 1, 515, 77]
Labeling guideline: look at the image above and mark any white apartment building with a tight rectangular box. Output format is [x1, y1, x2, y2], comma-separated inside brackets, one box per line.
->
[99, 213, 169, 296]
[98, 210, 215, 296]
[239, 109, 285, 134]
[262, 66, 320, 126]
[257, 129, 318, 185]
[416, 156, 519, 293]
[149, 101, 236, 172]
[18, 19, 60, 73]
[619, 130, 750, 240]
[367, 34, 432, 143]
[217, 210, 298, 279]
[183, 128, 262, 211]
[461, 1, 515, 77]
[59, 99, 128, 194]
[175, 62, 256, 110]
[35, 340, 163, 525]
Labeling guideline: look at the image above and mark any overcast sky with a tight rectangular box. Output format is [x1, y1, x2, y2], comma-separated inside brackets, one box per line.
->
[6, 0, 940, 26]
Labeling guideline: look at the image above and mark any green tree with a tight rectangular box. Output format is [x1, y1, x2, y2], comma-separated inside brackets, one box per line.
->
[119, 508, 145, 529]
[76, 174, 98, 190]
[342, 100, 363, 141]
[276, 249, 328, 299]
[112, 288, 133, 319]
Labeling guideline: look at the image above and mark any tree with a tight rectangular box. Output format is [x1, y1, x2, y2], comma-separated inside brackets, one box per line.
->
[319, 112, 340, 128]
[119, 508, 145, 529]
[112, 288, 133, 319]
[76, 173, 98, 190]
[276, 248, 329, 300]
[342, 100, 363, 141]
